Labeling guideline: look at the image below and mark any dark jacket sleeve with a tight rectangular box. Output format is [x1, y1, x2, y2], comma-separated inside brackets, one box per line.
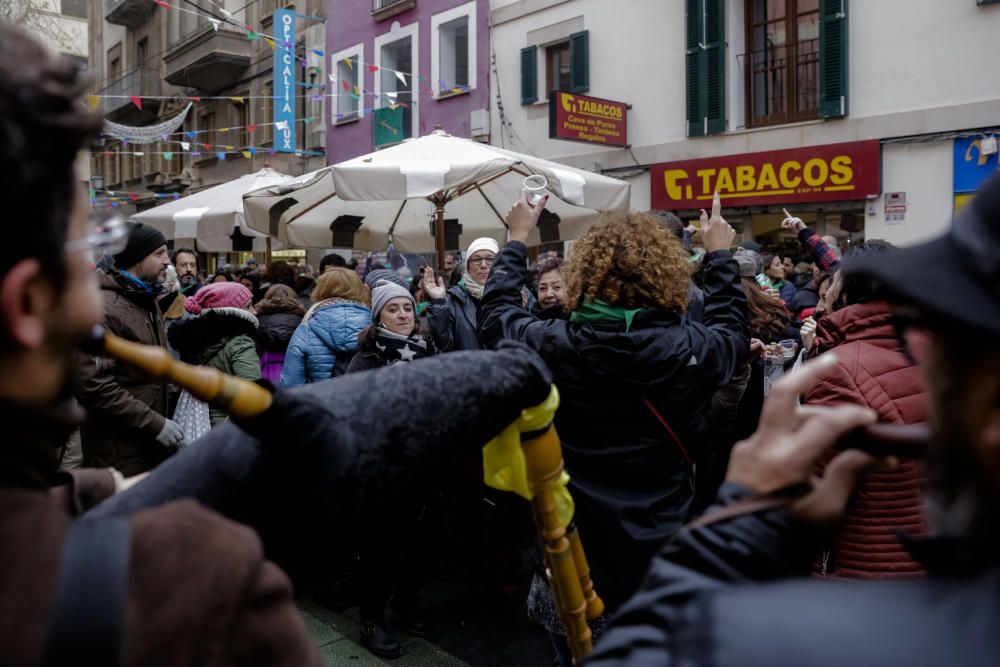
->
[798, 227, 841, 273]
[424, 297, 457, 352]
[683, 250, 750, 388]
[77, 349, 167, 437]
[583, 483, 823, 666]
[477, 241, 566, 352]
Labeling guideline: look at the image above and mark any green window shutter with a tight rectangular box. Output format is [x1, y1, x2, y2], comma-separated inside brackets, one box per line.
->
[568, 30, 589, 93]
[520, 46, 537, 105]
[704, 0, 726, 134]
[686, 0, 725, 137]
[819, 0, 848, 118]
[685, 0, 704, 137]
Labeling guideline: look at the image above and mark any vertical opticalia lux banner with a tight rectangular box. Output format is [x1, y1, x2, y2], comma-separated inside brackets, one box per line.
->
[274, 8, 296, 152]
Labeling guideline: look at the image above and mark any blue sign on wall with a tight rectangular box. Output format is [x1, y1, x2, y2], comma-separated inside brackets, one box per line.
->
[954, 136, 998, 194]
[274, 9, 296, 153]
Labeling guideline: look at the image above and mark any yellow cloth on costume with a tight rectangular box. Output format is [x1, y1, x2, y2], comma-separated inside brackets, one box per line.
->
[482, 385, 574, 528]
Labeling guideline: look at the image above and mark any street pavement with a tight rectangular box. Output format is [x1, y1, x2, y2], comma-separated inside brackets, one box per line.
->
[299, 578, 554, 666]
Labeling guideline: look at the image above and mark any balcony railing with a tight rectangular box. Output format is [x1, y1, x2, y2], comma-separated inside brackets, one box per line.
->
[105, 0, 155, 28]
[372, 0, 415, 21]
[738, 38, 819, 128]
[97, 67, 140, 114]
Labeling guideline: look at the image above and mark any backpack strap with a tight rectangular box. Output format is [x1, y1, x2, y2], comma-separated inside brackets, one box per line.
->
[641, 395, 695, 475]
[43, 517, 131, 667]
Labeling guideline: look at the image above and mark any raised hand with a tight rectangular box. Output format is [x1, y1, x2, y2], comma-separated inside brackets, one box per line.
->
[506, 190, 548, 244]
[421, 266, 446, 300]
[699, 192, 736, 253]
[781, 207, 806, 233]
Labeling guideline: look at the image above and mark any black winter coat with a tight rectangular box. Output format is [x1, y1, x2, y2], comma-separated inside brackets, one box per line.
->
[478, 242, 748, 611]
[425, 285, 484, 352]
[585, 482, 1000, 667]
[255, 312, 303, 354]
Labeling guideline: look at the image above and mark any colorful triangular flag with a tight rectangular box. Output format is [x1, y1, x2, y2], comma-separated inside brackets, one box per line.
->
[163, 151, 174, 160]
[264, 37, 275, 50]
[247, 124, 257, 133]
[208, 18, 221, 32]
[313, 49, 325, 57]
[186, 131, 197, 140]
[248, 147, 256, 156]
[342, 80, 350, 91]
[153, 0, 170, 8]
[230, 96, 244, 104]
[368, 64, 379, 72]
[180, 141, 190, 150]
[247, 30, 260, 41]
[188, 96, 201, 102]
[395, 71, 406, 85]
[85, 95, 100, 111]
[344, 58, 353, 70]
[129, 96, 142, 110]
[216, 152, 226, 161]
[218, 127, 228, 133]
[241, 150, 252, 159]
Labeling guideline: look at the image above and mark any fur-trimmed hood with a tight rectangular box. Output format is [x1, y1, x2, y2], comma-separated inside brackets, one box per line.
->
[167, 308, 259, 364]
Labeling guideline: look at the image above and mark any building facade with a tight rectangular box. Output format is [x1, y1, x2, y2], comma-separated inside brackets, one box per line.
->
[325, 0, 491, 163]
[490, 0, 1000, 249]
[88, 0, 328, 247]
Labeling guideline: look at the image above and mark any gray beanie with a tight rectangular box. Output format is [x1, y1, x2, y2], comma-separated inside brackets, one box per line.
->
[370, 279, 415, 322]
[365, 268, 408, 290]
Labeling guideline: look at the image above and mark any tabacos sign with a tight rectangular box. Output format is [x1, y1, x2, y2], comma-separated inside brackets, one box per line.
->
[650, 141, 881, 210]
[549, 92, 628, 147]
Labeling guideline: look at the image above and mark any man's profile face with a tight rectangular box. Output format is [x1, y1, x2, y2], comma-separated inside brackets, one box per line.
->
[133, 245, 170, 285]
[444, 254, 457, 272]
[174, 252, 198, 285]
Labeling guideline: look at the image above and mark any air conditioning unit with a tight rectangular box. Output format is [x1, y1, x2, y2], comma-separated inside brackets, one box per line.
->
[470, 109, 489, 140]
[309, 127, 326, 151]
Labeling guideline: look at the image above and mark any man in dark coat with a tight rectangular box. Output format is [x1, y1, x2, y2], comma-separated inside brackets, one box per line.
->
[479, 194, 748, 612]
[76, 223, 182, 475]
[584, 172, 1000, 667]
[0, 26, 320, 666]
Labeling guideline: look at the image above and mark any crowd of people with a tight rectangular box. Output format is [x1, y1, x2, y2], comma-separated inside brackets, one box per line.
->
[2, 23, 1000, 667]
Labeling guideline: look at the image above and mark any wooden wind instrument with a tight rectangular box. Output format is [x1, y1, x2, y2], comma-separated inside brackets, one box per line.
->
[88, 325, 273, 418]
[520, 417, 604, 665]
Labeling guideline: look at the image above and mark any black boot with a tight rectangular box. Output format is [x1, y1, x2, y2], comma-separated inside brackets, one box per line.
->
[360, 618, 401, 659]
[390, 607, 426, 637]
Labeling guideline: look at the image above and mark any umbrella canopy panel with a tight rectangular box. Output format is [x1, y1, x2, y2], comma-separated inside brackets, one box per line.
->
[243, 133, 630, 253]
[133, 168, 295, 248]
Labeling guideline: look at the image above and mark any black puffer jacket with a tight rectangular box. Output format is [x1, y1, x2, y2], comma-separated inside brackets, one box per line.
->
[585, 483, 1000, 667]
[478, 242, 748, 611]
[255, 312, 303, 354]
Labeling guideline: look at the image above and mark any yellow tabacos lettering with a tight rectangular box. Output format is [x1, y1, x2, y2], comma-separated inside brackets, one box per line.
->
[661, 153, 857, 202]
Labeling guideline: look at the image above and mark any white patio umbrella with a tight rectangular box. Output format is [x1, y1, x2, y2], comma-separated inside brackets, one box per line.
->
[133, 168, 294, 253]
[242, 130, 630, 266]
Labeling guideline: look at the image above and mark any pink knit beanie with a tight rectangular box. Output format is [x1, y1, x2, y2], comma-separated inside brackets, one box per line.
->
[184, 282, 253, 315]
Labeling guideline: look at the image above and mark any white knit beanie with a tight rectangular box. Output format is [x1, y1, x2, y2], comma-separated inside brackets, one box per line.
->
[465, 237, 500, 269]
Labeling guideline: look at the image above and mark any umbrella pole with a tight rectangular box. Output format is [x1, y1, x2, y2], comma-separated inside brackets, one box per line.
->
[435, 200, 446, 270]
[266, 236, 272, 267]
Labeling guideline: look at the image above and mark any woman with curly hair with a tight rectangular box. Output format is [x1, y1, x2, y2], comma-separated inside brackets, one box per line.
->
[478, 193, 748, 630]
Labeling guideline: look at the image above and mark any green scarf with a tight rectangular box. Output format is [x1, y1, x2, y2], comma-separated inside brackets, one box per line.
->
[459, 275, 485, 300]
[416, 300, 430, 316]
[569, 299, 643, 332]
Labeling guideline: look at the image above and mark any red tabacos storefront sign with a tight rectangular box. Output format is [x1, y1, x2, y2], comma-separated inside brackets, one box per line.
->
[650, 140, 881, 210]
[549, 91, 629, 147]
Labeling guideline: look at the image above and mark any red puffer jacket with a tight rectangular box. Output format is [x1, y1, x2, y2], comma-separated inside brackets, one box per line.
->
[806, 300, 928, 578]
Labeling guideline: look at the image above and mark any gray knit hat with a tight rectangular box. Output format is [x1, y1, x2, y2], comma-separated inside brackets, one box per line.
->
[365, 268, 407, 290]
[370, 279, 415, 322]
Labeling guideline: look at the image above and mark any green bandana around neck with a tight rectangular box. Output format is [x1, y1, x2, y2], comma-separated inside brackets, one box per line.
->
[569, 299, 644, 332]
[459, 275, 485, 300]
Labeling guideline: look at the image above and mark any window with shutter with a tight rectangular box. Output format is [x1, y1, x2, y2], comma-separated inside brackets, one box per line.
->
[568, 30, 589, 93]
[818, 0, 848, 118]
[744, 0, 844, 127]
[685, 0, 726, 137]
[520, 46, 537, 105]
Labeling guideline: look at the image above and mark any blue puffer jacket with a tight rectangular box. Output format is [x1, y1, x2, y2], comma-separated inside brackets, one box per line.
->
[279, 300, 371, 386]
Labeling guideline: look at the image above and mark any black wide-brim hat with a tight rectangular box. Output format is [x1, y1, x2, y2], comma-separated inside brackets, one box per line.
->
[844, 171, 1000, 334]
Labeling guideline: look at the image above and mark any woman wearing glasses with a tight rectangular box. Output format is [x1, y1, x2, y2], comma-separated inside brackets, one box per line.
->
[421, 237, 531, 352]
